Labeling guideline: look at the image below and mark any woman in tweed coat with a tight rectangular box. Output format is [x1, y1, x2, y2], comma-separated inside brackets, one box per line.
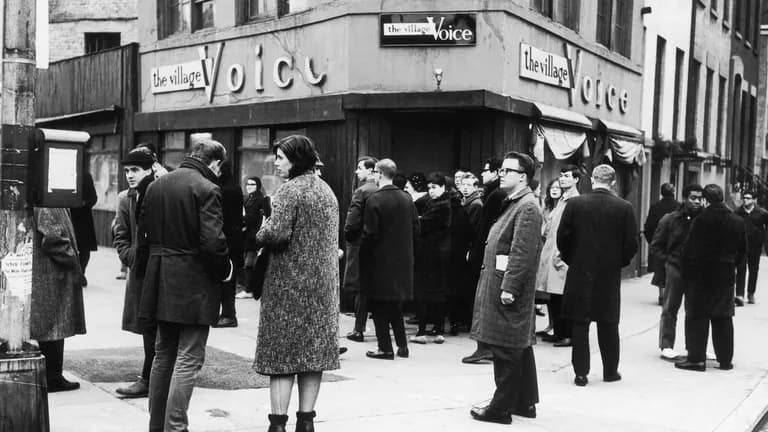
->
[253, 135, 340, 432]
[31, 207, 86, 392]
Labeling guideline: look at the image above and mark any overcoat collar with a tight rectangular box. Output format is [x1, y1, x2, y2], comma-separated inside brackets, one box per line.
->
[179, 156, 219, 185]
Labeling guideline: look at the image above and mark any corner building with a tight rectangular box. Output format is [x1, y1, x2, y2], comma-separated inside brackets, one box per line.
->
[135, 0, 646, 275]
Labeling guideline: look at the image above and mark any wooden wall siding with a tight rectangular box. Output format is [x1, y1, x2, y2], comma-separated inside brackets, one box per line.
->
[93, 209, 116, 247]
[35, 44, 138, 119]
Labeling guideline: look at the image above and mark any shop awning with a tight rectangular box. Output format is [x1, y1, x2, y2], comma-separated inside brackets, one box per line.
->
[609, 136, 646, 165]
[598, 119, 643, 138]
[36, 105, 119, 135]
[533, 124, 589, 162]
[533, 103, 592, 129]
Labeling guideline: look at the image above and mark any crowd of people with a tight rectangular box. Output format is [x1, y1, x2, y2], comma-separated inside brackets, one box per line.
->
[28, 130, 767, 431]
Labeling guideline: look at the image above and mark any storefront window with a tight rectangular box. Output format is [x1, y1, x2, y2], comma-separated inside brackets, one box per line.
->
[240, 128, 283, 197]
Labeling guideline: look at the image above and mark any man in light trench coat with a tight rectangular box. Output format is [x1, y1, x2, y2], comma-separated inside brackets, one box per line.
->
[470, 151, 542, 425]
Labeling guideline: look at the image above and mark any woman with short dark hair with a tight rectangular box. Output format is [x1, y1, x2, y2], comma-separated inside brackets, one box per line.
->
[253, 135, 340, 432]
[240, 176, 271, 299]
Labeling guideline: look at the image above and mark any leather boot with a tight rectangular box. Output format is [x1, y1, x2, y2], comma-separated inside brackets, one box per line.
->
[267, 414, 289, 432]
[295, 410, 316, 432]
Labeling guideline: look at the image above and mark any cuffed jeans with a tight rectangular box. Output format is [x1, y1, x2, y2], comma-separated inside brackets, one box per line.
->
[488, 345, 539, 412]
[659, 263, 685, 349]
[149, 321, 210, 432]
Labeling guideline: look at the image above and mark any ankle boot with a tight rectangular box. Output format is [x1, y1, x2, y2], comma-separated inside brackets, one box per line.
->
[295, 411, 316, 432]
[267, 414, 289, 432]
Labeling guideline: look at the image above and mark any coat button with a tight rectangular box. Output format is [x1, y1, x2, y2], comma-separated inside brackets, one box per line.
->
[484, 241, 488, 245]
[480, 265, 485, 270]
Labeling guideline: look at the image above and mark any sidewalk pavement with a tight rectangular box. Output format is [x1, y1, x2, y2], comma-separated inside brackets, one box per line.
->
[49, 248, 768, 432]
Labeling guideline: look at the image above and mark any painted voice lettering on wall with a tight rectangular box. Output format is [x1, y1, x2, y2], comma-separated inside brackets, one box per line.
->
[149, 42, 327, 102]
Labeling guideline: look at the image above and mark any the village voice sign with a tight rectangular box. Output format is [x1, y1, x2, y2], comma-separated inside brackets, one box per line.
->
[380, 13, 476, 46]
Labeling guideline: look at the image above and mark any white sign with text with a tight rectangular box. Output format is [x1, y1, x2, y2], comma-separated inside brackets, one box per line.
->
[519, 43, 572, 89]
[151, 60, 212, 94]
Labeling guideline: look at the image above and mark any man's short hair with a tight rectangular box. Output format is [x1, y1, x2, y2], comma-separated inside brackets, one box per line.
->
[460, 173, 479, 187]
[189, 139, 226, 166]
[561, 164, 582, 180]
[661, 183, 675, 198]
[591, 164, 616, 184]
[392, 172, 407, 190]
[703, 184, 724, 204]
[273, 135, 319, 179]
[484, 157, 502, 172]
[376, 159, 397, 180]
[427, 172, 446, 187]
[682, 184, 704, 199]
[503, 151, 536, 184]
[358, 156, 378, 170]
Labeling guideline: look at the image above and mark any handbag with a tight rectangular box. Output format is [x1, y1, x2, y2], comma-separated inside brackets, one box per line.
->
[245, 248, 268, 300]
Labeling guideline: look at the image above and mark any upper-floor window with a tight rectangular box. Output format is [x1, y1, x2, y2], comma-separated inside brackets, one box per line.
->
[734, 0, 743, 34]
[158, 0, 213, 39]
[723, 0, 730, 22]
[84, 33, 120, 54]
[711, 0, 717, 11]
[596, 0, 633, 58]
[532, 0, 580, 31]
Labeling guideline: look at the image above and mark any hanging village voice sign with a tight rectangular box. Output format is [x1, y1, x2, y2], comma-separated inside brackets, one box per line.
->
[380, 13, 476, 46]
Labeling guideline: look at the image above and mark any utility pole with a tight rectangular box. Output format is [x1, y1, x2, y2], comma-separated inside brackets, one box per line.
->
[0, 0, 50, 430]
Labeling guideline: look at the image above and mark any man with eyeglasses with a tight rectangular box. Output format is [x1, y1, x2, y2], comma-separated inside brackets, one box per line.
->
[344, 156, 380, 342]
[734, 190, 768, 305]
[651, 184, 704, 361]
[470, 151, 542, 424]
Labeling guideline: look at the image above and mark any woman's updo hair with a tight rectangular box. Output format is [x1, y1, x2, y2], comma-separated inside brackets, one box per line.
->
[273, 135, 319, 179]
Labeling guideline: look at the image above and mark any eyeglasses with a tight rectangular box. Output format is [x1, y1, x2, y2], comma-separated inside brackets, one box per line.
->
[372, 170, 380, 174]
[498, 168, 525, 176]
[246, 183, 257, 186]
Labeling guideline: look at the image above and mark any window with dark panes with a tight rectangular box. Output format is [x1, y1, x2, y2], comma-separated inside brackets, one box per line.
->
[745, 0, 753, 41]
[532, 0, 554, 18]
[161, 131, 187, 170]
[596, 0, 613, 47]
[672, 49, 685, 140]
[734, 0, 742, 33]
[717, 76, 726, 155]
[84, 33, 120, 54]
[278, 0, 289, 16]
[613, 0, 633, 57]
[192, 0, 214, 31]
[159, 0, 190, 38]
[711, 0, 717, 10]
[723, 0, 730, 21]
[557, 0, 580, 31]
[685, 59, 701, 140]
[240, 128, 284, 197]
[652, 36, 666, 139]
[752, 0, 760, 46]
[703, 68, 714, 152]
[244, 0, 271, 21]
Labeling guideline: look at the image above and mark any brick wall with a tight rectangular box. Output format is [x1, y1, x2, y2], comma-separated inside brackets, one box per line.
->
[48, 0, 138, 62]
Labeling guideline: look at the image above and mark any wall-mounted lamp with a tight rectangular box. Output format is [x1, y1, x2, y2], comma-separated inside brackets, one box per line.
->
[434, 68, 443, 92]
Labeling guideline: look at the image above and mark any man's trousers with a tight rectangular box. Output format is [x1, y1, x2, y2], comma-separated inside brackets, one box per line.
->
[571, 321, 619, 377]
[487, 345, 539, 412]
[369, 300, 407, 353]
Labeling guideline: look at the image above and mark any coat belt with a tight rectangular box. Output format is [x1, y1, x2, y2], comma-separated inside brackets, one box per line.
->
[149, 245, 199, 256]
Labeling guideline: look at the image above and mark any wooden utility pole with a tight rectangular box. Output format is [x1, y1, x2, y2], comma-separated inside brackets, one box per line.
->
[0, 0, 50, 430]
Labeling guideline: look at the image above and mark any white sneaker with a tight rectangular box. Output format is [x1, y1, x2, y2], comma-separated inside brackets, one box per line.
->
[433, 335, 445, 344]
[409, 335, 428, 344]
[235, 291, 252, 299]
[660, 348, 679, 360]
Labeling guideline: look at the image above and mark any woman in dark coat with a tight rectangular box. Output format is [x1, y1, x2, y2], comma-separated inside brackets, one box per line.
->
[253, 135, 339, 432]
[447, 179, 474, 335]
[31, 208, 86, 392]
[214, 161, 244, 327]
[241, 176, 271, 298]
[411, 172, 452, 344]
[69, 172, 97, 285]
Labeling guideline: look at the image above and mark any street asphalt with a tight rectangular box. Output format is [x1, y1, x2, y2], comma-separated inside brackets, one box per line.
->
[47, 248, 768, 432]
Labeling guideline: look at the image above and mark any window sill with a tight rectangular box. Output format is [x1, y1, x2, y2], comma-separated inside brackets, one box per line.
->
[745, 40, 752, 50]
[722, 20, 730, 30]
[710, 9, 719, 19]
[696, 0, 707, 6]
[735, 31, 742, 40]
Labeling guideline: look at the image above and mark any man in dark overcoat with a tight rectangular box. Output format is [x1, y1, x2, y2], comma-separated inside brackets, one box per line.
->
[360, 158, 419, 359]
[675, 184, 746, 372]
[69, 171, 98, 285]
[644, 183, 680, 304]
[344, 156, 379, 342]
[470, 152, 542, 424]
[557, 164, 638, 387]
[463, 157, 507, 364]
[734, 190, 768, 305]
[138, 140, 232, 432]
[113, 150, 156, 398]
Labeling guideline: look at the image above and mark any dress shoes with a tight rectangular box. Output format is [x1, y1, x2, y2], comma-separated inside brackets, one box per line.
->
[338, 347, 348, 355]
[366, 350, 394, 360]
[513, 405, 537, 419]
[660, 348, 680, 360]
[553, 338, 572, 347]
[675, 360, 706, 371]
[213, 317, 238, 328]
[449, 324, 460, 336]
[469, 406, 512, 425]
[717, 362, 734, 370]
[48, 376, 80, 393]
[735, 296, 745, 307]
[748, 294, 755, 304]
[405, 316, 420, 325]
[574, 375, 588, 386]
[116, 378, 149, 398]
[346, 331, 364, 342]
[267, 414, 288, 432]
[541, 334, 560, 343]
[461, 350, 493, 364]
[396, 347, 409, 358]
[603, 372, 622, 382]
